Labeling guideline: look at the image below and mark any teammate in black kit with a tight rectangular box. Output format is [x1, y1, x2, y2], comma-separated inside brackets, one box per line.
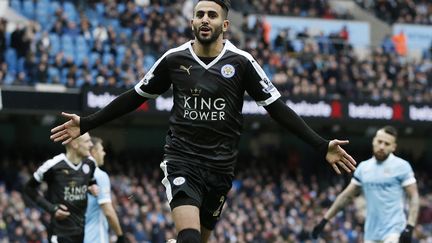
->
[24, 133, 98, 243]
[50, 1, 357, 242]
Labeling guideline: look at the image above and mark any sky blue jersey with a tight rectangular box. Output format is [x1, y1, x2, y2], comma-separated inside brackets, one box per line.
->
[352, 153, 416, 241]
[84, 167, 112, 243]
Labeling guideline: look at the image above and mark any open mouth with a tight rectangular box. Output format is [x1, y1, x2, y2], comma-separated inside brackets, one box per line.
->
[200, 26, 211, 35]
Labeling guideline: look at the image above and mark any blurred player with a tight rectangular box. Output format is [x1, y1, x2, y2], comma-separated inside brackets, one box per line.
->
[50, 0, 356, 242]
[24, 133, 97, 243]
[84, 136, 125, 243]
[312, 126, 419, 243]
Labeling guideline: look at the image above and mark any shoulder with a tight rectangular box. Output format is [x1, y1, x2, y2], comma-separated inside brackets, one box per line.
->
[224, 40, 255, 63]
[39, 153, 66, 170]
[162, 41, 191, 60]
[391, 154, 412, 170]
[95, 167, 109, 179]
[33, 153, 66, 182]
[357, 158, 374, 171]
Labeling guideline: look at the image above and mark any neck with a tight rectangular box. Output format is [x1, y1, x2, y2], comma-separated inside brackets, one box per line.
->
[193, 37, 224, 57]
[66, 151, 83, 165]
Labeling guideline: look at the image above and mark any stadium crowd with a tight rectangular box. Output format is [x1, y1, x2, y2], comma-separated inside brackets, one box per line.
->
[355, 0, 432, 25]
[231, 0, 354, 19]
[1, 146, 432, 243]
[0, 0, 431, 103]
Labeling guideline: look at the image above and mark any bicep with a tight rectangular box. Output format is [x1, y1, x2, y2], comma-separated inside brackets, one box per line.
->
[135, 56, 171, 98]
[243, 59, 280, 106]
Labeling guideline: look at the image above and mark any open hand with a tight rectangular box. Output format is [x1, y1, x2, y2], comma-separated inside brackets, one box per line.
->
[50, 112, 81, 145]
[326, 140, 357, 174]
[54, 204, 70, 220]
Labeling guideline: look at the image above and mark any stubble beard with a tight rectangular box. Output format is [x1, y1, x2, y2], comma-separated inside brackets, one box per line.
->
[193, 24, 223, 45]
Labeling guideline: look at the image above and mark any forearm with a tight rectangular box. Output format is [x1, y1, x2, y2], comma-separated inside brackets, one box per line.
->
[81, 89, 147, 134]
[407, 192, 420, 226]
[104, 204, 123, 236]
[324, 191, 355, 220]
[24, 178, 57, 213]
[265, 99, 328, 151]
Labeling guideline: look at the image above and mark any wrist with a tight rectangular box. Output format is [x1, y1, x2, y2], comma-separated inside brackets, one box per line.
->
[50, 204, 59, 214]
[321, 218, 329, 224]
[405, 224, 414, 231]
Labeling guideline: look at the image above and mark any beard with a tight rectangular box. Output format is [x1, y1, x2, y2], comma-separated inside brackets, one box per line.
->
[193, 24, 223, 45]
[374, 151, 389, 162]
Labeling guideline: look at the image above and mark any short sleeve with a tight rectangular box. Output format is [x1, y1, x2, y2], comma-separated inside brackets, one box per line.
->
[243, 58, 281, 106]
[33, 154, 64, 182]
[351, 164, 363, 186]
[96, 170, 112, 204]
[134, 55, 172, 99]
[398, 161, 416, 187]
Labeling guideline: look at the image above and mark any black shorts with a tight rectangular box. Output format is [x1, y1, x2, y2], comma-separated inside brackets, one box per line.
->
[160, 160, 233, 230]
[48, 233, 84, 243]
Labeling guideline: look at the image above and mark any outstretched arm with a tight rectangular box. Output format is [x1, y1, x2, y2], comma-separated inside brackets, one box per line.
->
[264, 99, 356, 174]
[324, 182, 361, 220]
[51, 89, 147, 144]
[311, 182, 361, 238]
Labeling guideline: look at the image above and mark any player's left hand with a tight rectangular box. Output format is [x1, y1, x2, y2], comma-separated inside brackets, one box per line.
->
[116, 235, 126, 243]
[88, 184, 99, 196]
[399, 225, 414, 243]
[326, 139, 357, 174]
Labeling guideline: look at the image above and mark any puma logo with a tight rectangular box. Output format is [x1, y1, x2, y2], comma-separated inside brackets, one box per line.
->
[180, 65, 192, 75]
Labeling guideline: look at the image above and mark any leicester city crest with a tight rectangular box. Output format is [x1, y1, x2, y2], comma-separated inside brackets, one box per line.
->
[221, 64, 235, 78]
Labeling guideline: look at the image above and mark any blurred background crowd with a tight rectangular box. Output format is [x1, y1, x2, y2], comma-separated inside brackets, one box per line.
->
[1, 143, 432, 243]
[0, 0, 431, 102]
[1, 0, 432, 242]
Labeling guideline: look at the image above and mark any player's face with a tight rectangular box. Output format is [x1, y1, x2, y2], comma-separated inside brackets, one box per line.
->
[372, 130, 396, 161]
[90, 142, 106, 166]
[74, 133, 93, 158]
[191, 1, 229, 45]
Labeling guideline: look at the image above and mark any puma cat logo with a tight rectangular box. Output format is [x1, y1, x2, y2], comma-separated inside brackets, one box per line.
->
[180, 65, 192, 75]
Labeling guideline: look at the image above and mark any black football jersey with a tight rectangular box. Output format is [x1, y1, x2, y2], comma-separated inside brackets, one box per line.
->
[33, 153, 96, 236]
[135, 40, 281, 174]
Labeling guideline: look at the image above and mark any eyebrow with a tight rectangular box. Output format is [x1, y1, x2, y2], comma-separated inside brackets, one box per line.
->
[196, 10, 219, 15]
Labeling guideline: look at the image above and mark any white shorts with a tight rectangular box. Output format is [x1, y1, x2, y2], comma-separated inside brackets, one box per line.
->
[364, 233, 400, 243]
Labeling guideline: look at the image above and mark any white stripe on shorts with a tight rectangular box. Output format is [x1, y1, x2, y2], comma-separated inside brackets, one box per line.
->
[160, 161, 173, 203]
[50, 235, 58, 243]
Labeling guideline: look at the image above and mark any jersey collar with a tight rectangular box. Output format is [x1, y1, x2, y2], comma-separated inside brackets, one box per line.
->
[188, 39, 232, 70]
[62, 153, 83, 170]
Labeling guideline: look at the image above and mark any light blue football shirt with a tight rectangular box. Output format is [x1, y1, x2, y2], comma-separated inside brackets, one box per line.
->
[352, 153, 416, 241]
[84, 167, 112, 243]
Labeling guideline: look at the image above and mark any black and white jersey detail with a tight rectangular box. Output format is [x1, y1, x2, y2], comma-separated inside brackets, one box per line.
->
[134, 40, 281, 174]
[33, 153, 96, 236]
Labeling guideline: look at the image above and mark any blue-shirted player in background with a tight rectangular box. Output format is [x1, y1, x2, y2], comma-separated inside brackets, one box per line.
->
[84, 137, 125, 243]
[312, 126, 420, 243]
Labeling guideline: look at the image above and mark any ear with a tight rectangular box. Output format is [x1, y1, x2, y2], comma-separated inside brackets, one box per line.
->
[190, 19, 194, 31]
[223, 19, 230, 33]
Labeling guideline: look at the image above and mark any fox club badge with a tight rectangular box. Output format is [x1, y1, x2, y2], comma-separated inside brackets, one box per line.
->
[82, 164, 90, 174]
[221, 64, 235, 78]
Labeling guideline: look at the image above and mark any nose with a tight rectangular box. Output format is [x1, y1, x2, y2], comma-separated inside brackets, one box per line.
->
[201, 14, 210, 24]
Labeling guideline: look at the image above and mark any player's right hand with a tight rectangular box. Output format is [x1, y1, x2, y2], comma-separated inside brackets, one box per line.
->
[54, 204, 70, 220]
[311, 218, 328, 239]
[50, 112, 81, 145]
